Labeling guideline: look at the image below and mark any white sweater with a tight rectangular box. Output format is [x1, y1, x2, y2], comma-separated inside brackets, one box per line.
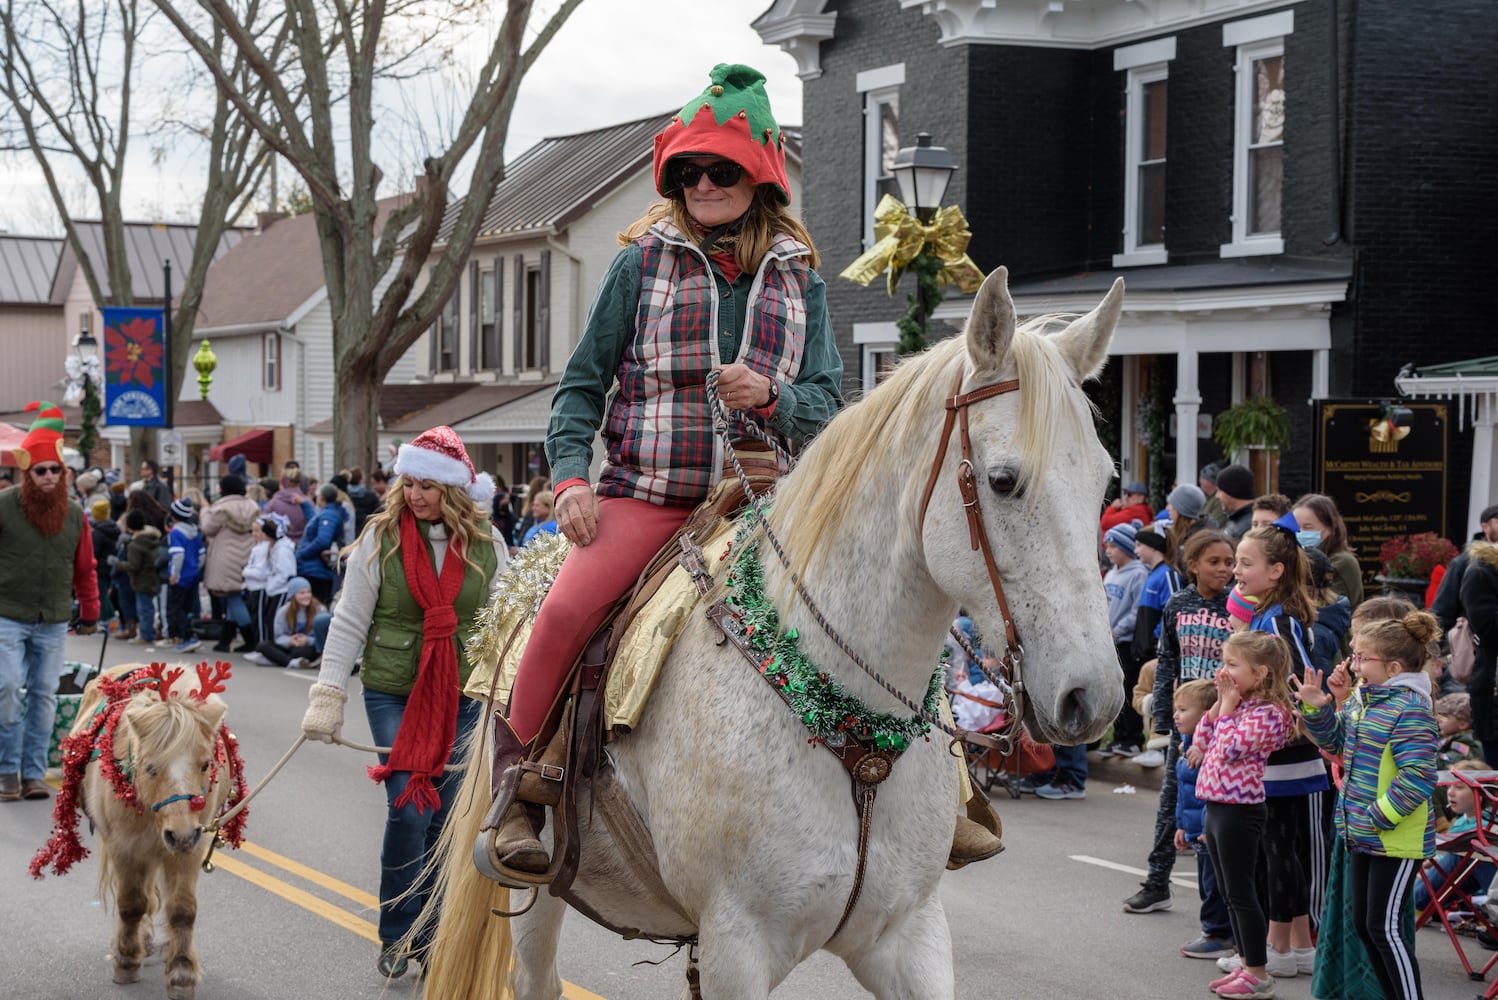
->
[314, 522, 508, 694]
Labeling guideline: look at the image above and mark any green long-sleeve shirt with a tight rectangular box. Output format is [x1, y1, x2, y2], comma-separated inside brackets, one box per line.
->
[546, 241, 844, 486]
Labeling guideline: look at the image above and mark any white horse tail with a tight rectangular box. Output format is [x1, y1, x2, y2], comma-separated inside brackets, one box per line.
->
[409, 705, 513, 999]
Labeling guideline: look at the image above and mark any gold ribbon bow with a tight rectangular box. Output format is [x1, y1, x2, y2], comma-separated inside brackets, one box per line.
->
[840, 194, 985, 296]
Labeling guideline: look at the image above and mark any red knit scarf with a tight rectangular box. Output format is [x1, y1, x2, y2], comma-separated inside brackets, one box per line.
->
[366, 511, 466, 812]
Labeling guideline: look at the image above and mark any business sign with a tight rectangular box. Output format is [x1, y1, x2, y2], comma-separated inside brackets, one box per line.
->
[1313, 400, 1448, 587]
[102, 307, 167, 427]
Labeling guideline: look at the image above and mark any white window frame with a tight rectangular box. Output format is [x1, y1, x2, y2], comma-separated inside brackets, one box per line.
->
[854, 321, 899, 393]
[262, 332, 280, 391]
[857, 63, 904, 250]
[1221, 11, 1292, 258]
[1115, 62, 1171, 267]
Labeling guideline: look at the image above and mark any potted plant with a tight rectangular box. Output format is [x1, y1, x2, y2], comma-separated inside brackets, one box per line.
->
[1212, 396, 1292, 493]
[1377, 531, 1460, 605]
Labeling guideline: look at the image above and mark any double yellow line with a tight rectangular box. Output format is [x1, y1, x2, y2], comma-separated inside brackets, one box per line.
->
[218, 840, 605, 999]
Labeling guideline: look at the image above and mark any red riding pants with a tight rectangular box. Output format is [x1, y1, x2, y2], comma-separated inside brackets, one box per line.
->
[506, 496, 692, 745]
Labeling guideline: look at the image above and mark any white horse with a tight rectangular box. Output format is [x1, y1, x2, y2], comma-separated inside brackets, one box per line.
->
[423, 266, 1126, 999]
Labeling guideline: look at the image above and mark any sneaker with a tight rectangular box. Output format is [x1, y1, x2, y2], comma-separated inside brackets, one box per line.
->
[1214, 972, 1274, 998]
[1122, 883, 1172, 913]
[1264, 947, 1297, 978]
[127, 635, 149, 645]
[175, 637, 202, 653]
[1132, 748, 1166, 767]
[242, 651, 268, 665]
[1180, 936, 1235, 960]
[286, 657, 307, 670]
[1032, 778, 1085, 800]
[1292, 946, 1316, 974]
[1210, 967, 1247, 991]
[1216, 955, 1243, 974]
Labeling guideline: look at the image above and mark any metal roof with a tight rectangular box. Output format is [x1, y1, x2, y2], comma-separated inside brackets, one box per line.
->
[53, 221, 250, 302]
[0, 235, 64, 305]
[1413, 355, 1498, 378]
[1007, 256, 1354, 295]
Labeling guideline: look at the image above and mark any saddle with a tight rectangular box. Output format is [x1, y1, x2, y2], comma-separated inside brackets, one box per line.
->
[477, 447, 780, 916]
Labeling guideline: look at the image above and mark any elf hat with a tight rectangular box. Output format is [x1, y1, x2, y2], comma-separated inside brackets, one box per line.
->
[15, 400, 66, 471]
[653, 63, 791, 205]
[393, 426, 495, 505]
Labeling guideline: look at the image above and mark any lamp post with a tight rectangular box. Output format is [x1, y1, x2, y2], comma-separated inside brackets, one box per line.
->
[67, 312, 103, 460]
[891, 133, 958, 353]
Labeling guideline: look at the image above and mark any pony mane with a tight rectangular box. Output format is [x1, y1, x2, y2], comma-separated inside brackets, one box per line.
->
[126, 694, 219, 762]
[771, 316, 1097, 579]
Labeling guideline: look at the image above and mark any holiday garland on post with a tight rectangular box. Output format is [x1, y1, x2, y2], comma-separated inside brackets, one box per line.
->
[724, 537, 943, 752]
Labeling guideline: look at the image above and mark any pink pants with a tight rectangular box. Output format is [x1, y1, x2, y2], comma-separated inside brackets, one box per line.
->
[507, 496, 692, 745]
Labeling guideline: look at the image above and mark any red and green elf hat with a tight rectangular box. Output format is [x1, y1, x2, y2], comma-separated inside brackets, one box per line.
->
[653, 63, 791, 206]
[15, 400, 65, 471]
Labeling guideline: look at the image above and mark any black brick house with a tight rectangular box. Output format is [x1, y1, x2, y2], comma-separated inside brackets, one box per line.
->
[755, 0, 1498, 535]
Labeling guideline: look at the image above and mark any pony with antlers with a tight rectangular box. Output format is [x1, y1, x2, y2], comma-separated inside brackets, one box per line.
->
[31, 661, 248, 1000]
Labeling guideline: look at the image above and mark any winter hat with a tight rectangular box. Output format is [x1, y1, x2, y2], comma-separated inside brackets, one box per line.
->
[330, 472, 350, 493]
[1305, 545, 1335, 588]
[1214, 463, 1256, 502]
[1122, 480, 1148, 497]
[170, 497, 196, 522]
[1199, 462, 1222, 485]
[1435, 692, 1473, 727]
[227, 453, 248, 477]
[219, 474, 245, 496]
[1104, 519, 1141, 558]
[1135, 529, 1168, 556]
[653, 63, 791, 205]
[393, 425, 495, 505]
[90, 498, 111, 522]
[1167, 484, 1206, 520]
[125, 510, 145, 531]
[75, 470, 100, 494]
[15, 400, 65, 471]
[284, 576, 311, 599]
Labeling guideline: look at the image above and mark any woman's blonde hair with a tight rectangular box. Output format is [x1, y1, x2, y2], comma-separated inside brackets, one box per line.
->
[619, 185, 820, 272]
[357, 476, 493, 578]
[519, 476, 549, 517]
[1223, 630, 1296, 715]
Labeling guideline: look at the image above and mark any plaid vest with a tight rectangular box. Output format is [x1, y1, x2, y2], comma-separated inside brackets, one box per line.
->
[598, 222, 810, 506]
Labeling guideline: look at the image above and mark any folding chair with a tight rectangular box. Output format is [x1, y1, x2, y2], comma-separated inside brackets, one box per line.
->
[1415, 769, 1498, 983]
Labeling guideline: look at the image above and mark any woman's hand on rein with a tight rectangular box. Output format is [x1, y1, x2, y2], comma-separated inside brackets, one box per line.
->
[556, 485, 600, 546]
[716, 363, 771, 410]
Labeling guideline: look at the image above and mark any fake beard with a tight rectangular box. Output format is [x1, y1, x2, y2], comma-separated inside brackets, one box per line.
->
[21, 473, 70, 537]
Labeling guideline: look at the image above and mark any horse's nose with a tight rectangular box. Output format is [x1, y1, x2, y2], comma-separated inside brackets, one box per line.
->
[1055, 686, 1089, 734]
[163, 827, 201, 853]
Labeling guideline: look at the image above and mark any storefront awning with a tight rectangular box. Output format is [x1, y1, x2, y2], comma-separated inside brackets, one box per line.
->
[209, 427, 275, 464]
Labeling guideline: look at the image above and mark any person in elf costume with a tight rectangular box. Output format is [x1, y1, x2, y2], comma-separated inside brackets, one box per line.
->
[300, 425, 508, 979]
[0, 401, 99, 802]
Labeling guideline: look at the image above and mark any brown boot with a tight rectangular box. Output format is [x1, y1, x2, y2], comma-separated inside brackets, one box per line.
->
[478, 718, 551, 880]
[947, 792, 1005, 870]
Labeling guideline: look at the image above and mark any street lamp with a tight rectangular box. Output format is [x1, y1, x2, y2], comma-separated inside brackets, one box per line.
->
[891, 132, 958, 225]
[67, 312, 103, 460]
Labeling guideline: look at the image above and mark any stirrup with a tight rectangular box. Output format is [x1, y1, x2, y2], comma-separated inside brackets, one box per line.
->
[473, 804, 553, 889]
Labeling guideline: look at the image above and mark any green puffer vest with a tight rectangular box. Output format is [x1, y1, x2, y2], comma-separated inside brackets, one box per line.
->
[359, 521, 497, 696]
[0, 488, 85, 624]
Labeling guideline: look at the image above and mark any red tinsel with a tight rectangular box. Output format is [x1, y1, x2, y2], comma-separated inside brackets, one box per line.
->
[29, 661, 250, 879]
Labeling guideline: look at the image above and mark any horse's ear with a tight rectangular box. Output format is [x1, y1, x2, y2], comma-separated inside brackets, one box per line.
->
[1054, 277, 1124, 380]
[198, 697, 227, 734]
[966, 266, 1015, 373]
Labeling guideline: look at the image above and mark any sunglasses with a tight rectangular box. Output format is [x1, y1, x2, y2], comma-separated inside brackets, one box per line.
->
[31, 465, 63, 477]
[671, 160, 745, 190]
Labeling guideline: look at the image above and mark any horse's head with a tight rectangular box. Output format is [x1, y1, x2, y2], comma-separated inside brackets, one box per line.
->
[118, 692, 227, 854]
[924, 266, 1125, 745]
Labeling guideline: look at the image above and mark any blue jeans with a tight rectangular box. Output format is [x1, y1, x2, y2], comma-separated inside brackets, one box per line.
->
[113, 578, 136, 625]
[135, 591, 158, 641]
[1413, 850, 1495, 912]
[1053, 743, 1088, 788]
[363, 689, 481, 949]
[224, 592, 251, 627]
[313, 612, 332, 652]
[0, 617, 69, 778]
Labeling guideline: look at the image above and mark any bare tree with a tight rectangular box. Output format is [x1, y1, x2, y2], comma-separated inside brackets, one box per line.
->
[0, 0, 282, 460]
[152, 0, 585, 470]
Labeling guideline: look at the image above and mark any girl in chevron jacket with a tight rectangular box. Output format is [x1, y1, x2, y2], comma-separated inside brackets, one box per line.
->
[1296, 611, 1440, 1000]
[1196, 629, 1295, 999]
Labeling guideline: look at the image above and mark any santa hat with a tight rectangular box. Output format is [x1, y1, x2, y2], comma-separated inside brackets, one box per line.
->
[653, 63, 791, 205]
[15, 400, 65, 471]
[392, 426, 494, 505]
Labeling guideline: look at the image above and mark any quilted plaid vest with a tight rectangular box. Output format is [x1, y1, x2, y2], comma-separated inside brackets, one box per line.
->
[598, 222, 810, 506]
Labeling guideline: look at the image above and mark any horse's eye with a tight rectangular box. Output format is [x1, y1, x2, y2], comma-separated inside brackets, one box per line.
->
[989, 468, 1020, 497]
[200, 761, 211, 773]
[144, 764, 158, 777]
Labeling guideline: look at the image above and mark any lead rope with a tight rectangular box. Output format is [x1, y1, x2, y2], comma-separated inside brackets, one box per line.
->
[705, 370, 1016, 753]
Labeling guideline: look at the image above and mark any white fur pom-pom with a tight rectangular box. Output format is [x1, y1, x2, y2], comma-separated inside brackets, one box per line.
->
[468, 471, 496, 506]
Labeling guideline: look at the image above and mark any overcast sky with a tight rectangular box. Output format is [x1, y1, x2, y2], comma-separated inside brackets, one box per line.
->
[0, 0, 802, 234]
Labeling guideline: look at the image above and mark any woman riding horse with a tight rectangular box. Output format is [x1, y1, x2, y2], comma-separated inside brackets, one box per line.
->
[483, 62, 1001, 879]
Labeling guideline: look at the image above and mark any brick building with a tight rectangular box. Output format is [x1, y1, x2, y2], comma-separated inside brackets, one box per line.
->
[755, 0, 1498, 534]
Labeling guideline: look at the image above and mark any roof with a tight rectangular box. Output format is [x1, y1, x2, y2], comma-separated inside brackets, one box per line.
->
[384, 382, 554, 433]
[304, 382, 476, 435]
[196, 196, 413, 332]
[1007, 256, 1355, 296]
[0, 398, 221, 429]
[53, 221, 251, 303]
[1411, 355, 1498, 378]
[0, 235, 65, 306]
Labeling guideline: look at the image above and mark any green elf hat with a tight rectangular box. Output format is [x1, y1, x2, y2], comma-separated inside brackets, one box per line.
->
[16, 399, 65, 471]
[653, 63, 791, 205]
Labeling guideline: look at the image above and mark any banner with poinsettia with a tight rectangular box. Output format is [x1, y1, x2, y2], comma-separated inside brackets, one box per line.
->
[102, 307, 167, 427]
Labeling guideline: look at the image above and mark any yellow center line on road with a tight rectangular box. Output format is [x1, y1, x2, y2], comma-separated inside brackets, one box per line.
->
[217, 843, 608, 1000]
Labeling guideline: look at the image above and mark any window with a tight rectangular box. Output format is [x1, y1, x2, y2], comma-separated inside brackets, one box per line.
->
[435, 289, 459, 372]
[1222, 11, 1292, 257]
[857, 63, 905, 249]
[262, 332, 280, 391]
[523, 266, 541, 370]
[1114, 38, 1174, 267]
[854, 322, 899, 392]
[479, 267, 499, 370]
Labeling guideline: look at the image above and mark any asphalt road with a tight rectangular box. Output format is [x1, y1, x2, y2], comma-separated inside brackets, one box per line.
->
[0, 633, 1491, 999]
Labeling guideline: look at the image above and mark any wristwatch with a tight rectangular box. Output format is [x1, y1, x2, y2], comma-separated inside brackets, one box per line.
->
[762, 379, 780, 409]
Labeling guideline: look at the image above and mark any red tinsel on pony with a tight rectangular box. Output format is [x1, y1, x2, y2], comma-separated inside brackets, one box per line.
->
[29, 661, 249, 879]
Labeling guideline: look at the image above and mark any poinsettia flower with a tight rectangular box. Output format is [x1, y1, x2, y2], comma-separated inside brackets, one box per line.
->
[105, 316, 163, 388]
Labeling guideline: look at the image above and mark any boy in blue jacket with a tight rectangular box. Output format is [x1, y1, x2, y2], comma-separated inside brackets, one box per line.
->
[166, 497, 204, 653]
[1173, 679, 1235, 960]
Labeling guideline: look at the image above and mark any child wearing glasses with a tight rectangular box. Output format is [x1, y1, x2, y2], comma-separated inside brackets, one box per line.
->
[1296, 611, 1440, 1000]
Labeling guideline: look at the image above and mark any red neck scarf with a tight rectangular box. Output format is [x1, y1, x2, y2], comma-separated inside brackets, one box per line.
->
[366, 510, 466, 812]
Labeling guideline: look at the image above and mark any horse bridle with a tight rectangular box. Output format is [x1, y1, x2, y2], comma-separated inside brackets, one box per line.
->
[918, 371, 1027, 750]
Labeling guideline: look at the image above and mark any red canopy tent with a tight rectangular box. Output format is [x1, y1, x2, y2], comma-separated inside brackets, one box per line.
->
[208, 427, 274, 465]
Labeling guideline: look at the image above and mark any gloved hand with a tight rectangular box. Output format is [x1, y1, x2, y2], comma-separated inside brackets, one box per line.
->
[301, 683, 347, 744]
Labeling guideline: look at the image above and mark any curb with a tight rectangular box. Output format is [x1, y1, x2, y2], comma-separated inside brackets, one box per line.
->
[1087, 749, 1166, 792]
